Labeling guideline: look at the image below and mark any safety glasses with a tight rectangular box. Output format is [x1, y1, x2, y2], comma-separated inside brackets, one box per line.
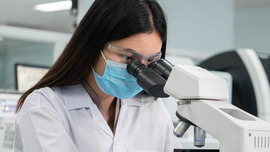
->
[105, 43, 162, 66]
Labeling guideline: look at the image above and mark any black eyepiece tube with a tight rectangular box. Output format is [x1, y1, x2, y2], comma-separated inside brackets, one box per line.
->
[127, 59, 169, 97]
[148, 59, 174, 80]
[127, 59, 146, 78]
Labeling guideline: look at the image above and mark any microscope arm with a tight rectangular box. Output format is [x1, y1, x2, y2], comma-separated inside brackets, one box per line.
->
[164, 64, 270, 152]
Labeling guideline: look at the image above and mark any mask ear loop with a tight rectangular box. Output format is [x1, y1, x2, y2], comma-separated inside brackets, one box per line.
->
[100, 50, 108, 63]
[91, 50, 107, 77]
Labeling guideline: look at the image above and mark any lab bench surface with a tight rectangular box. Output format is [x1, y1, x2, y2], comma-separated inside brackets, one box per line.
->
[174, 149, 219, 152]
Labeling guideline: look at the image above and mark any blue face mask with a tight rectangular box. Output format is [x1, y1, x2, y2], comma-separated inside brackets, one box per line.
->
[93, 51, 143, 99]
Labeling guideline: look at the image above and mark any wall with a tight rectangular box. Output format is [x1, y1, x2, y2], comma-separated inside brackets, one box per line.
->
[77, 0, 94, 24]
[158, 0, 235, 59]
[235, 7, 270, 52]
[0, 45, 7, 87]
[77, 0, 234, 60]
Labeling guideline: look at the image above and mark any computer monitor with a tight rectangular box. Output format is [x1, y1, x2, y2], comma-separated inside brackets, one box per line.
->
[15, 63, 49, 93]
[199, 49, 270, 122]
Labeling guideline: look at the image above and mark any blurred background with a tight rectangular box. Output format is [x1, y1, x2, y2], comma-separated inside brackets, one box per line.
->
[0, 0, 270, 151]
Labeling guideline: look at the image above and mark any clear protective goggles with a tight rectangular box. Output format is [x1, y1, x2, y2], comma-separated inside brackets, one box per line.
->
[105, 43, 162, 66]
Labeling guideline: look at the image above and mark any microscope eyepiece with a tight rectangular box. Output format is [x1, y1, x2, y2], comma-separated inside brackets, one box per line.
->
[127, 59, 146, 78]
[148, 59, 174, 79]
[126, 59, 169, 97]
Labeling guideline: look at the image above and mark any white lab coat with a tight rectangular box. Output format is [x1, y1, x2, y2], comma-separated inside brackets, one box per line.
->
[14, 84, 181, 152]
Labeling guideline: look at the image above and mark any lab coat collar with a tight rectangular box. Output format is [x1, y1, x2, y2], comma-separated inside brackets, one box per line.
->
[60, 84, 95, 110]
[60, 84, 156, 110]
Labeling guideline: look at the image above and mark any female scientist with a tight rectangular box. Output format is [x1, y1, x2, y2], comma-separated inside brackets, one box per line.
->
[14, 0, 181, 151]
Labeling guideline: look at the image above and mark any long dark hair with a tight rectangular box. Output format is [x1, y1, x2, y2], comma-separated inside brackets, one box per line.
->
[16, 0, 167, 112]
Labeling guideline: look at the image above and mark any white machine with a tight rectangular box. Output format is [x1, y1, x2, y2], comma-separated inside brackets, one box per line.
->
[127, 58, 270, 152]
[165, 65, 270, 152]
[199, 49, 270, 122]
[164, 54, 233, 150]
[0, 93, 20, 152]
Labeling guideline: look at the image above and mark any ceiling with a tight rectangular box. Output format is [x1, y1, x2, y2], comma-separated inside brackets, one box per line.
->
[0, 0, 270, 33]
[0, 0, 76, 33]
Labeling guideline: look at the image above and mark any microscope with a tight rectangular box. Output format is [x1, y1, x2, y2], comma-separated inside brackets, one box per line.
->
[127, 59, 270, 152]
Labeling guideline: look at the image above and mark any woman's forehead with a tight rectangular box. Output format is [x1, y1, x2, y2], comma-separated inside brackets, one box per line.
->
[110, 30, 162, 56]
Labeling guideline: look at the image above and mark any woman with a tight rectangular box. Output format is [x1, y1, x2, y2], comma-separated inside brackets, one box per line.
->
[14, 0, 181, 151]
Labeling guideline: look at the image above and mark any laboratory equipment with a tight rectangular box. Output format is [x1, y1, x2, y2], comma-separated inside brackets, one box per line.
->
[127, 58, 270, 152]
[199, 49, 270, 122]
[0, 92, 20, 152]
[258, 51, 270, 83]
[164, 54, 232, 150]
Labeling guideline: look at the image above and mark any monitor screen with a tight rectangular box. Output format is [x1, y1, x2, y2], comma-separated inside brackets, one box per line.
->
[15, 63, 49, 92]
